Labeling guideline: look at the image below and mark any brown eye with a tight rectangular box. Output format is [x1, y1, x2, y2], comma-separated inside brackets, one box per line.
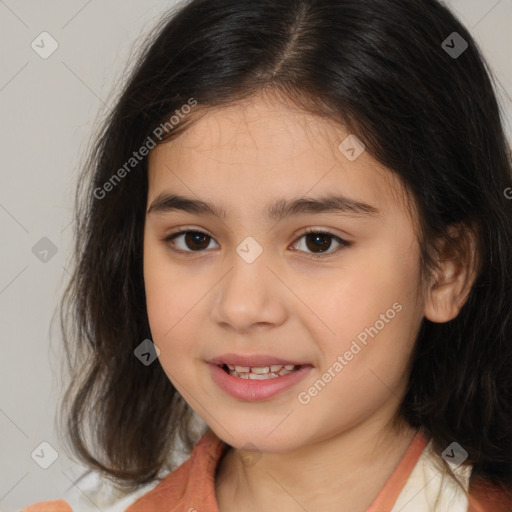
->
[291, 230, 350, 258]
[164, 230, 217, 252]
[304, 232, 333, 253]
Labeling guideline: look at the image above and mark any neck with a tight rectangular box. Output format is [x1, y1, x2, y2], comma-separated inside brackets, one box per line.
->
[215, 417, 419, 512]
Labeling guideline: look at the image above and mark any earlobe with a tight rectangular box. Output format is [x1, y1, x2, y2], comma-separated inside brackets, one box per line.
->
[423, 224, 479, 324]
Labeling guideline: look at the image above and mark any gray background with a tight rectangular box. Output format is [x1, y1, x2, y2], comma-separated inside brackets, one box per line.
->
[1, 1, 511, 510]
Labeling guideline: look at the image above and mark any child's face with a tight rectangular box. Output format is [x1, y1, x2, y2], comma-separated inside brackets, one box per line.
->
[144, 94, 427, 452]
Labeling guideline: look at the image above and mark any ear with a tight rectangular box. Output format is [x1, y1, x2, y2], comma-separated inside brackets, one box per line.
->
[424, 223, 479, 323]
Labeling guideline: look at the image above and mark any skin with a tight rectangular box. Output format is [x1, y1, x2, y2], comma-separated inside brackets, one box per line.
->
[143, 92, 475, 511]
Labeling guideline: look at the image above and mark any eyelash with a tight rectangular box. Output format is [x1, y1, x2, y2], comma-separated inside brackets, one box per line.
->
[162, 227, 351, 259]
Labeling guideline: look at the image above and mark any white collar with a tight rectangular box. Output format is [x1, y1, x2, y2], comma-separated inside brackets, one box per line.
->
[391, 439, 470, 512]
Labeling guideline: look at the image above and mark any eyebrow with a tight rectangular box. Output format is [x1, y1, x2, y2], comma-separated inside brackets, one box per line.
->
[147, 192, 380, 221]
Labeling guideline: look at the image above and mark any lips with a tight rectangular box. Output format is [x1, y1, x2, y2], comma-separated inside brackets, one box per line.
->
[208, 362, 313, 401]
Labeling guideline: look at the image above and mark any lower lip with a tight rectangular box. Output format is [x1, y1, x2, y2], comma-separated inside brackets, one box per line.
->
[208, 363, 313, 401]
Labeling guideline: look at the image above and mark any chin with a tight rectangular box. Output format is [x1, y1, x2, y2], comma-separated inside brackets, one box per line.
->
[211, 418, 308, 453]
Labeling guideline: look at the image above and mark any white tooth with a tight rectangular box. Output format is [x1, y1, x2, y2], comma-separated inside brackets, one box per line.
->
[278, 368, 293, 376]
[234, 365, 251, 372]
[227, 364, 235, 370]
[248, 373, 272, 380]
[239, 372, 250, 379]
[270, 365, 283, 372]
[284, 364, 296, 371]
[250, 366, 270, 374]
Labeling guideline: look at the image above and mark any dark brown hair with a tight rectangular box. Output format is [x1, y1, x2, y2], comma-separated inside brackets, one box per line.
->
[57, 0, 512, 499]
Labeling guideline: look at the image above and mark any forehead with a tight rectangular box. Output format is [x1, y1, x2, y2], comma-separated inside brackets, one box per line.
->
[147, 96, 409, 220]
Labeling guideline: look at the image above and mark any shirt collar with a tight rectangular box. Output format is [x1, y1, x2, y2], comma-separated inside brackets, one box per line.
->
[128, 427, 432, 511]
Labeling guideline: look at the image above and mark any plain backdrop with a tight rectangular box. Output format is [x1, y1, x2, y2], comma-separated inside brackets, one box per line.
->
[1, 1, 511, 510]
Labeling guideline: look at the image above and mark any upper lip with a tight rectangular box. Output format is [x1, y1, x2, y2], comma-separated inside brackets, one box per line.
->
[208, 353, 309, 367]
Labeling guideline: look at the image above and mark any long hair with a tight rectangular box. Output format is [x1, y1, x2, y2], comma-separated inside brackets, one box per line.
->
[58, 0, 512, 497]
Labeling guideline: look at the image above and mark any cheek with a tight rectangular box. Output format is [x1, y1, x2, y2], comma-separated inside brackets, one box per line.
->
[297, 267, 420, 432]
[143, 239, 216, 381]
[143, 251, 197, 391]
[143, 242, 171, 338]
[143, 239, 194, 344]
[305, 234, 422, 376]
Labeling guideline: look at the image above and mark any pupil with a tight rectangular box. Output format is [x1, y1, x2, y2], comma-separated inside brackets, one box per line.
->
[306, 233, 331, 253]
[186, 231, 209, 250]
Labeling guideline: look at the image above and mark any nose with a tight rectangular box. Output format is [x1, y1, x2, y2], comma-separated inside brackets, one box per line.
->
[210, 246, 288, 333]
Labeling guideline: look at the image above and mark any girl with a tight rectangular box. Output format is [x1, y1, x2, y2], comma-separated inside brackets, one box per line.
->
[22, 0, 512, 510]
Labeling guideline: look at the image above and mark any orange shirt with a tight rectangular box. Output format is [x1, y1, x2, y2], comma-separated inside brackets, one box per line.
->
[20, 429, 512, 512]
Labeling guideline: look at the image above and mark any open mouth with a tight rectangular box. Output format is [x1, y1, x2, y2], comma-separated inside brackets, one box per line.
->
[209, 361, 313, 401]
[220, 363, 301, 380]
